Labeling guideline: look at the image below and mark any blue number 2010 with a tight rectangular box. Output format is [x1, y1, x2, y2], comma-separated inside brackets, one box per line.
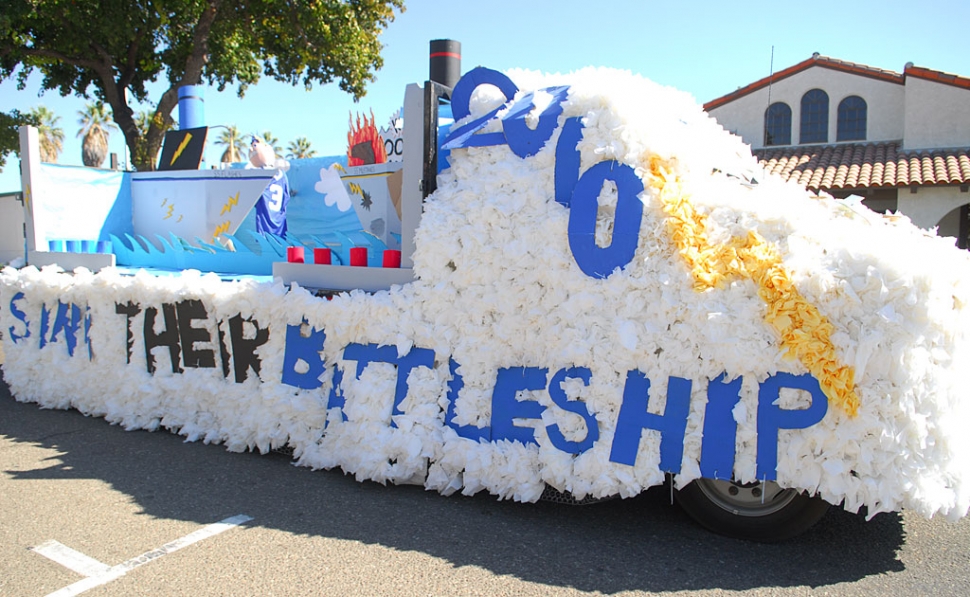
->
[442, 68, 644, 279]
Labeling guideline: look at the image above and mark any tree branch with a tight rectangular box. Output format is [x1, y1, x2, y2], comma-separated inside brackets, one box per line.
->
[88, 40, 116, 74]
[144, 0, 224, 169]
[118, 29, 144, 92]
[17, 47, 103, 72]
[182, 0, 223, 86]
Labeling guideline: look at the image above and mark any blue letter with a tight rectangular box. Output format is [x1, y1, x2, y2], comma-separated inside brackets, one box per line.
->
[699, 374, 743, 480]
[39, 303, 51, 349]
[546, 367, 598, 454]
[281, 322, 327, 390]
[491, 367, 549, 446]
[394, 347, 435, 418]
[502, 86, 570, 158]
[84, 306, 93, 360]
[610, 372, 691, 472]
[38, 302, 81, 353]
[49, 302, 82, 356]
[326, 365, 347, 426]
[567, 161, 645, 278]
[449, 66, 518, 121]
[756, 372, 828, 480]
[554, 117, 585, 208]
[442, 67, 518, 151]
[341, 343, 434, 426]
[8, 292, 30, 343]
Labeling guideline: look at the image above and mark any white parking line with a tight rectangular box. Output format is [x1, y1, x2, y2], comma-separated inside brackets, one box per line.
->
[33, 514, 253, 597]
[31, 541, 112, 577]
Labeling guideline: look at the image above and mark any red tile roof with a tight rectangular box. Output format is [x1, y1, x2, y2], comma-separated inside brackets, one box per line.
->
[753, 142, 970, 191]
[905, 65, 970, 91]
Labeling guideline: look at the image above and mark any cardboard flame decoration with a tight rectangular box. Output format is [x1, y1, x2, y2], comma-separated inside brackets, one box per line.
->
[347, 110, 388, 166]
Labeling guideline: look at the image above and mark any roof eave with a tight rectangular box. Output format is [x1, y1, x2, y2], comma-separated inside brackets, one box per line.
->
[704, 56, 904, 112]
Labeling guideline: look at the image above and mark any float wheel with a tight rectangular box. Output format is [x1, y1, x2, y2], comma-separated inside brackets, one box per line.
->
[675, 478, 830, 542]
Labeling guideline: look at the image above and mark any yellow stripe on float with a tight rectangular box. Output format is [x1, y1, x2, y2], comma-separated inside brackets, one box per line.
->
[643, 155, 860, 417]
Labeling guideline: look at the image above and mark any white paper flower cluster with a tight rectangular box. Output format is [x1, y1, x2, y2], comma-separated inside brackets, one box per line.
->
[2, 68, 970, 521]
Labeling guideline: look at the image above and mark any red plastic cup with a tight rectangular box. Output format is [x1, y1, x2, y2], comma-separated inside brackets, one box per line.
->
[350, 247, 368, 267]
[313, 247, 332, 265]
[286, 246, 305, 263]
[382, 249, 402, 268]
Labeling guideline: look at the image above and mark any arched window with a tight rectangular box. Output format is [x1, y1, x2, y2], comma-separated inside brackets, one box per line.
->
[764, 102, 792, 146]
[837, 95, 867, 141]
[800, 89, 829, 144]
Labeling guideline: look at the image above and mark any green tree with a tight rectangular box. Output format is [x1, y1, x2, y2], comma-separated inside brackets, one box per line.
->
[286, 137, 316, 160]
[216, 125, 245, 163]
[132, 109, 171, 168]
[27, 106, 64, 163]
[0, 1, 404, 171]
[77, 101, 118, 167]
[135, 107, 176, 137]
[134, 111, 153, 137]
[0, 109, 39, 171]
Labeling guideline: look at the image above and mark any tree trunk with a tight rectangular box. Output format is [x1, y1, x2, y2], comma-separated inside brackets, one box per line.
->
[96, 0, 222, 171]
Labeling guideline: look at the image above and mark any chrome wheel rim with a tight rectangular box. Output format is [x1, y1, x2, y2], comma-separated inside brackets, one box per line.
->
[694, 478, 799, 517]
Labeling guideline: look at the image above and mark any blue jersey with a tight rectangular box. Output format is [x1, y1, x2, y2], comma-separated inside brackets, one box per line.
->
[254, 170, 290, 236]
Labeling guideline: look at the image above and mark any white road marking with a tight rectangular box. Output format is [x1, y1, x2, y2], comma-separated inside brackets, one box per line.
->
[31, 541, 111, 577]
[35, 514, 253, 597]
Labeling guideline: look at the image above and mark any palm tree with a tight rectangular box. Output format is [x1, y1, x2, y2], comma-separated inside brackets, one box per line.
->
[28, 106, 64, 163]
[216, 125, 245, 163]
[261, 131, 283, 157]
[77, 101, 118, 167]
[286, 137, 316, 159]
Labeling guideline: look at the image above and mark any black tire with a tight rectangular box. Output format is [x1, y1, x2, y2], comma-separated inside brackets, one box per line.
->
[675, 477, 830, 542]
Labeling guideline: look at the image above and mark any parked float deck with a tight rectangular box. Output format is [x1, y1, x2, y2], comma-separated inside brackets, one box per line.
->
[3, 57, 970, 542]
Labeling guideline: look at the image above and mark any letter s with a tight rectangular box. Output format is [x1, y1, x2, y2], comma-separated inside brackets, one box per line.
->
[8, 292, 30, 343]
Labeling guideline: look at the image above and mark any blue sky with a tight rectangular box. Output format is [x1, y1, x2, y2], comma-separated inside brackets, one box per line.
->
[2, 0, 968, 192]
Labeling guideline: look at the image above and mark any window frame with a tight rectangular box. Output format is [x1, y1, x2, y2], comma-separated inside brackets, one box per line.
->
[799, 89, 829, 144]
[764, 102, 792, 146]
[836, 95, 867, 142]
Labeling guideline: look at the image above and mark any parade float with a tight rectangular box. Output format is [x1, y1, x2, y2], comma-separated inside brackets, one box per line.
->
[3, 44, 970, 542]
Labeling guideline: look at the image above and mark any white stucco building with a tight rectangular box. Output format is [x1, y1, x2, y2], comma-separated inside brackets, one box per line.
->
[705, 54, 970, 246]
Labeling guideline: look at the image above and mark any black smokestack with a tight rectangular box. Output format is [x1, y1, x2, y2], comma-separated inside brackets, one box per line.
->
[429, 39, 461, 90]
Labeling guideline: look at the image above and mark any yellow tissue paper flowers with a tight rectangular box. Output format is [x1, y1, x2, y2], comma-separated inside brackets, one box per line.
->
[643, 155, 860, 417]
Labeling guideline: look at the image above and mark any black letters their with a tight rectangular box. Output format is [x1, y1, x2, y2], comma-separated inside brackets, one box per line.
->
[115, 301, 269, 382]
[217, 318, 232, 378]
[144, 304, 183, 374]
[177, 300, 216, 369]
[227, 314, 270, 383]
[114, 302, 142, 364]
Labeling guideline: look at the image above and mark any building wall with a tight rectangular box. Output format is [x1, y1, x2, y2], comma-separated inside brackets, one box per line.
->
[903, 77, 970, 150]
[0, 192, 25, 264]
[707, 62, 970, 238]
[897, 185, 970, 236]
[707, 66, 906, 150]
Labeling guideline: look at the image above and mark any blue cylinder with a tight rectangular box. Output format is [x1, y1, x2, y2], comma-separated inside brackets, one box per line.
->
[178, 85, 205, 129]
